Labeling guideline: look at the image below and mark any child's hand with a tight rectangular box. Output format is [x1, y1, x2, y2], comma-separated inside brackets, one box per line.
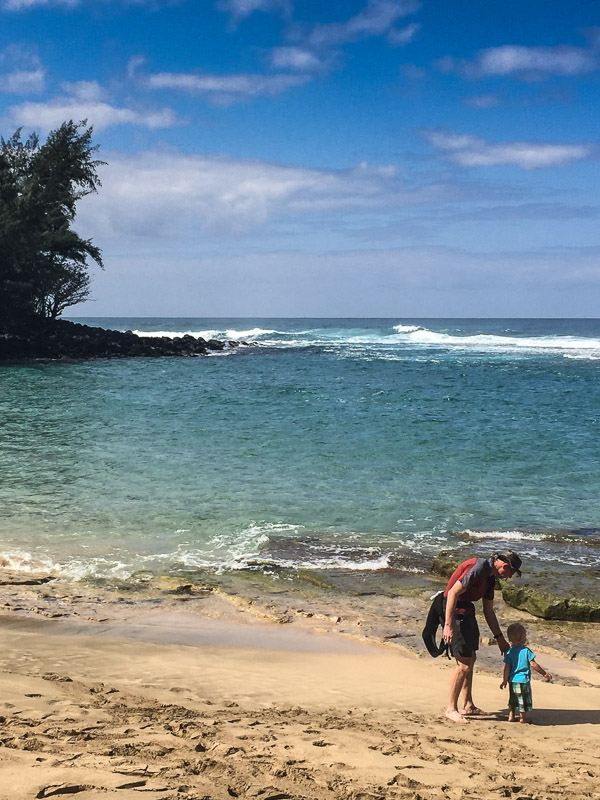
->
[544, 672, 552, 682]
[500, 681, 507, 690]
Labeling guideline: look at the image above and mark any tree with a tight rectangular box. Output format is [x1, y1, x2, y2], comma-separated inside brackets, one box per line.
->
[0, 120, 104, 326]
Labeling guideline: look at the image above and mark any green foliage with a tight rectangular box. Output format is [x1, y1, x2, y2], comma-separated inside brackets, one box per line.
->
[0, 120, 105, 324]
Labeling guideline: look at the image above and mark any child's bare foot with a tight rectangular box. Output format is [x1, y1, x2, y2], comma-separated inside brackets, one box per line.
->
[508, 712, 515, 722]
[445, 709, 468, 724]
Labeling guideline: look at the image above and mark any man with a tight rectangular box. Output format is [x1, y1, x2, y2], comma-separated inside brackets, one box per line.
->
[443, 550, 522, 724]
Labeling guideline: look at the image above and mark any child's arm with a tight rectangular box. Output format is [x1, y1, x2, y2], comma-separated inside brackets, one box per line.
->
[500, 662, 510, 689]
[531, 660, 552, 682]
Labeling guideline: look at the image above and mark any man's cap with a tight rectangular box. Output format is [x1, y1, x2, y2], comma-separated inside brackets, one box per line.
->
[495, 550, 522, 577]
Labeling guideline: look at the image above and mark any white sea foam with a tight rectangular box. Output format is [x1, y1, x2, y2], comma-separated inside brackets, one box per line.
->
[224, 328, 277, 339]
[403, 329, 600, 353]
[285, 553, 394, 571]
[128, 323, 600, 358]
[0, 549, 132, 581]
[132, 327, 285, 341]
[0, 550, 60, 574]
[132, 329, 220, 339]
[161, 523, 398, 573]
[462, 529, 548, 542]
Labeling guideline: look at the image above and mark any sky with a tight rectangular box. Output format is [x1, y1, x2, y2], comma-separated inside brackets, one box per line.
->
[1, 0, 599, 317]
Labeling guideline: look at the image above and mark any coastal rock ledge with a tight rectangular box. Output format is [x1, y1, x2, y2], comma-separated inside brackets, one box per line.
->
[431, 553, 600, 622]
[0, 318, 249, 361]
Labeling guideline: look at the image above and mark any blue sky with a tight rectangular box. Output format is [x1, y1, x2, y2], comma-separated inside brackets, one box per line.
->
[1, 0, 599, 316]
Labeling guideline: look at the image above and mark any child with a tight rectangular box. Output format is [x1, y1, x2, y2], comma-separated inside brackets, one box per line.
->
[500, 622, 552, 723]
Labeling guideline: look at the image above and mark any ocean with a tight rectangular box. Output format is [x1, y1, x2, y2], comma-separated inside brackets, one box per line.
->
[1, 318, 599, 589]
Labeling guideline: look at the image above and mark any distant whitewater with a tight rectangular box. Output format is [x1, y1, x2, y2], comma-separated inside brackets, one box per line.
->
[1, 317, 599, 581]
[118, 318, 600, 359]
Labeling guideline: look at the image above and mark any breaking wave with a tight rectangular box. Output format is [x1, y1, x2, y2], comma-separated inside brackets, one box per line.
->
[126, 321, 600, 359]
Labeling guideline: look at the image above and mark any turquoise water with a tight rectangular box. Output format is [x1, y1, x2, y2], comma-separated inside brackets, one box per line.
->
[1, 318, 599, 579]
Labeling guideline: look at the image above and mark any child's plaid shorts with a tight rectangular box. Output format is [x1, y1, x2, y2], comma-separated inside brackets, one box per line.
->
[508, 681, 533, 712]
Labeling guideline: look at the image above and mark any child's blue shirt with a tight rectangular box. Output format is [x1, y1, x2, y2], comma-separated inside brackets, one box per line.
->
[504, 644, 536, 684]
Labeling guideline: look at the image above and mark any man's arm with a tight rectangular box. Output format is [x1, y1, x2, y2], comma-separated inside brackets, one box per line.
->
[482, 597, 509, 654]
[443, 580, 465, 644]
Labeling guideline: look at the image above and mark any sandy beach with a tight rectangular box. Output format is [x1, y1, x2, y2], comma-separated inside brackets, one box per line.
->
[1, 574, 599, 800]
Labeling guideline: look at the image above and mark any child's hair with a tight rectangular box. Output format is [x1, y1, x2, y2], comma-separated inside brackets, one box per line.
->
[506, 622, 526, 645]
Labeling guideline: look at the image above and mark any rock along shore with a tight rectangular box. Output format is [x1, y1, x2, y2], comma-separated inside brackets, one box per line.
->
[0, 318, 250, 361]
[431, 552, 600, 622]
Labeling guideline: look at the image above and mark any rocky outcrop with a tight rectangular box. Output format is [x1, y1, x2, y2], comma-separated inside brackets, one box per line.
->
[430, 553, 462, 579]
[501, 583, 600, 622]
[430, 551, 600, 622]
[0, 318, 249, 361]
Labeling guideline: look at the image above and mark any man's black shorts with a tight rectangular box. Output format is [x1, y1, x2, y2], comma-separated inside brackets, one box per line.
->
[450, 613, 479, 658]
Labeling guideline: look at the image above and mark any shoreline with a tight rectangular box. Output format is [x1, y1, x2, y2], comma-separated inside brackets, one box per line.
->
[2, 566, 599, 677]
[1, 603, 600, 800]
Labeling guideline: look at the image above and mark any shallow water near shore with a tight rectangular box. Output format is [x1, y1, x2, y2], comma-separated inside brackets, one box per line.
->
[1, 318, 599, 618]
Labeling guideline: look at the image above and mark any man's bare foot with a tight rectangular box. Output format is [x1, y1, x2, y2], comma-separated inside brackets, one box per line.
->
[445, 709, 468, 724]
[461, 706, 493, 717]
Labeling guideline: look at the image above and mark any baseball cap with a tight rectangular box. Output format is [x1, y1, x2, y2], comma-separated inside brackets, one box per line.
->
[496, 550, 522, 577]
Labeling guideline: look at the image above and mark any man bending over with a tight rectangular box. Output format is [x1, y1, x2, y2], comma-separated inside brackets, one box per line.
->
[443, 551, 522, 724]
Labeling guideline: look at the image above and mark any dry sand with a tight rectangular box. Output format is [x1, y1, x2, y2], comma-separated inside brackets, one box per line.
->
[1, 606, 599, 800]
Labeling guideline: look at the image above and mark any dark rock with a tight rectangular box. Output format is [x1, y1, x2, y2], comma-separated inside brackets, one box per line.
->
[0, 318, 254, 362]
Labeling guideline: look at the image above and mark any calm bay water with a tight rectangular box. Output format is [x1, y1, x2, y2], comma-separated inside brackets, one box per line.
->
[1, 318, 599, 581]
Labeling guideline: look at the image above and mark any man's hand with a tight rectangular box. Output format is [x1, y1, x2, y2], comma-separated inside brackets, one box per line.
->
[443, 623, 453, 644]
[497, 635, 509, 655]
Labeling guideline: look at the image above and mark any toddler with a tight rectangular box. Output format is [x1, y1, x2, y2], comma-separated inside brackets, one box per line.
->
[500, 622, 552, 723]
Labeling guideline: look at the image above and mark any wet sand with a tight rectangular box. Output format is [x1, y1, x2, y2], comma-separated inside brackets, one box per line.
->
[1, 572, 600, 800]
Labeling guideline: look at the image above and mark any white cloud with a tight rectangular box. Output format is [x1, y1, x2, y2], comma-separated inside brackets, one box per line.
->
[60, 79, 107, 102]
[426, 131, 593, 169]
[4, 0, 80, 8]
[147, 70, 310, 103]
[78, 151, 408, 237]
[127, 55, 146, 79]
[440, 42, 598, 80]
[0, 68, 44, 93]
[7, 91, 181, 132]
[269, 46, 328, 72]
[462, 93, 501, 109]
[0, 44, 45, 93]
[305, 0, 419, 47]
[217, 0, 292, 21]
[477, 45, 596, 77]
[388, 22, 419, 46]
[3, 0, 158, 8]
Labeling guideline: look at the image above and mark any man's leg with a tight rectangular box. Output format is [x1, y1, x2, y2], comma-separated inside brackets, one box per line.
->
[460, 653, 476, 709]
[455, 615, 488, 716]
[460, 655, 492, 715]
[445, 656, 475, 723]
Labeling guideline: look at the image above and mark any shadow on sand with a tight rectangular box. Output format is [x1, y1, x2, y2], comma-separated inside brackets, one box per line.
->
[484, 708, 600, 726]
